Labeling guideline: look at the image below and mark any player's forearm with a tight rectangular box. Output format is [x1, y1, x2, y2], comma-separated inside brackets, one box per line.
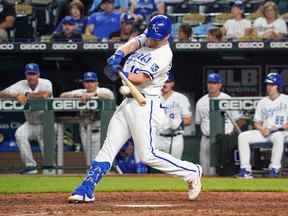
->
[0, 91, 18, 98]
[182, 116, 192, 126]
[60, 92, 78, 98]
[127, 73, 150, 85]
[117, 37, 140, 56]
[254, 122, 265, 131]
[28, 91, 51, 99]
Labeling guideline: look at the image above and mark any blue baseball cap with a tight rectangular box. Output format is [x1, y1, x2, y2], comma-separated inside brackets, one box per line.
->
[62, 16, 76, 25]
[121, 13, 135, 24]
[25, 63, 40, 75]
[207, 73, 222, 83]
[166, 71, 175, 82]
[231, 0, 244, 10]
[82, 72, 98, 82]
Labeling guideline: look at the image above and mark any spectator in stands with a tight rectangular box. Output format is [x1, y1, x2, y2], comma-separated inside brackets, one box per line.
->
[109, 13, 136, 42]
[253, 1, 287, 40]
[85, 0, 121, 40]
[178, 24, 192, 42]
[222, 0, 251, 40]
[89, 0, 130, 14]
[55, 0, 87, 34]
[130, 0, 165, 23]
[52, 16, 82, 42]
[0, 0, 16, 42]
[207, 28, 223, 42]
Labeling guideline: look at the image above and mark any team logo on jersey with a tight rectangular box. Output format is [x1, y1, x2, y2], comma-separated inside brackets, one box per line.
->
[150, 63, 159, 73]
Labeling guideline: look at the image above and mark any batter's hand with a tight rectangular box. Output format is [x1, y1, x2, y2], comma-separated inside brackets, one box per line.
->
[16, 93, 28, 105]
[107, 50, 125, 67]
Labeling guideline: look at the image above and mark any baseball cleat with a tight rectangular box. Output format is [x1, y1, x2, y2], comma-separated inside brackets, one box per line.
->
[19, 166, 38, 175]
[266, 168, 280, 178]
[68, 194, 95, 203]
[236, 168, 253, 179]
[187, 165, 202, 201]
[68, 184, 95, 203]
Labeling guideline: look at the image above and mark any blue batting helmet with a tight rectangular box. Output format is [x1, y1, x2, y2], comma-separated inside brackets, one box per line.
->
[207, 73, 222, 83]
[83, 72, 98, 82]
[265, 73, 283, 88]
[145, 15, 172, 40]
[25, 63, 40, 74]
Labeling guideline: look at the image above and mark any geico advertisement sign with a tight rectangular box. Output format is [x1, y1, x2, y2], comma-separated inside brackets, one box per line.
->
[175, 43, 202, 49]
[83, 43, 109, 50]
[218, 99, 259, 110]
[20, 43, 47, 50]
[52, 100, 98, 110]
[238, 42, 264, 49]
[0, 100, 24, 110]
[207, 42, 233, 49]
[0, 44, 15, 50]
[52, 43, 78, 50]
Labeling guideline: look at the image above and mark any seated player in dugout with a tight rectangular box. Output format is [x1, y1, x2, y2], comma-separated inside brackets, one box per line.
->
[195, 73, 242, 176]
[155, 72, 192, 160]
[0, 63, 53, 174]
[237, 73, 288, 178]
[52, 16, 82, 42]
[115, 138, 148, 174]
[60, 72, 114, 164]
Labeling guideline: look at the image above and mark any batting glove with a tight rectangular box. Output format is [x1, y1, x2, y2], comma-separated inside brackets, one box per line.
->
[107, 50, 125, 66]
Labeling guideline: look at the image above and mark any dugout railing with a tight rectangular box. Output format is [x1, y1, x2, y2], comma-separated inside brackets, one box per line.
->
[0, 98, 115, 174]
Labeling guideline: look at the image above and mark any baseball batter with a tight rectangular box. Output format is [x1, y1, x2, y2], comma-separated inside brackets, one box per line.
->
[60, 72, 114, 165]
[0, 63, 53, 174]
[238, 73, 288, 178]
[195, 73, 239, 176]
[68, 15, 202, 203]
[156, 72, 192, 159]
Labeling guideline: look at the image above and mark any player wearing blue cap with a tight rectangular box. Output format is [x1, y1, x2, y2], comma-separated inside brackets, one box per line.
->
[238, 73, 288, 178]
[68, 15, 202, 203]
[0, 63, 53, 174]
[195, 73, 240, 176]
[52, 16, 82, 42]
[60, 72, 114, 164]
[155, 71, 192, 159]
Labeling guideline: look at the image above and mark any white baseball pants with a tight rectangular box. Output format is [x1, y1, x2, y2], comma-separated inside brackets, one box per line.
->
[238, 130, 288, 171]
[96, 97, 201, 182]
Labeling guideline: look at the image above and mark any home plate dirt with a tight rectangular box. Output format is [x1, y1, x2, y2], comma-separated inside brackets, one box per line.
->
[0, 192, 287, 216]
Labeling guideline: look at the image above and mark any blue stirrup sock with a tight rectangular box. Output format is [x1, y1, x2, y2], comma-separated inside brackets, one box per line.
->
[81, 161, 111, 191]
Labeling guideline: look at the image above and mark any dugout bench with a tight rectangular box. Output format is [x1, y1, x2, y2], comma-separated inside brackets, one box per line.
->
[210, 97, 288, 176]
[0, 98, 115, 174]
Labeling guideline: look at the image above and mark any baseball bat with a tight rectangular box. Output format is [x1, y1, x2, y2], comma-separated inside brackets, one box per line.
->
[224, 111, 242, 134]
[118, 71, 146, 106]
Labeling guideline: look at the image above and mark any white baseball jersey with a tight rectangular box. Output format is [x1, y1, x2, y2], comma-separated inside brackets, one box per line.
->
[254, 94, 288, 129]
[95, 34, 201, 184]
[4, 78, 53, 124]
[253, 17, 288, 36]
[158, 91, 192, 134]
[195, 92, 240, 136]
[123, 34, 172, 96]
[224, 18, 251, 39]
